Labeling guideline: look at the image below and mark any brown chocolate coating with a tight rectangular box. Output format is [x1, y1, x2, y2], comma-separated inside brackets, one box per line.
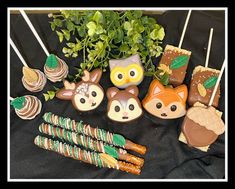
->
[182, 116, 218, 147]
[188, 70, 220, 107]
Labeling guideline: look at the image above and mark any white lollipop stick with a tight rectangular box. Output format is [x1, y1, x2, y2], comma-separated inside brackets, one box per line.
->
[178, 10, 192, 49]
[9, 96, 14, 101]
[208, 60, 225, 107]
[19, 9, 50, 57]
[10, 38, 28, 67]
[205, 28, 214, 68]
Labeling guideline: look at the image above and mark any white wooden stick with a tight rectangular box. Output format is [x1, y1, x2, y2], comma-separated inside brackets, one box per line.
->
[178, 10, 192, 49]
[208, 60, 225, 107]
[10, 96, 14, 101]
[205, 28, 214, 68]
[10, 38, 28, 67]
[19, 9, 50, 56]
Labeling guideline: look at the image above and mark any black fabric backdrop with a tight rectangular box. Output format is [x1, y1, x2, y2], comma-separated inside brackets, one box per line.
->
[10, 10, 225, 179]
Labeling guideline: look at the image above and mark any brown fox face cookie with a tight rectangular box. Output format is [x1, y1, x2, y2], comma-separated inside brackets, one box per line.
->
[142, 79, 188, 119]
[106, 86, 143, 123]
[56, 69, 104, 112]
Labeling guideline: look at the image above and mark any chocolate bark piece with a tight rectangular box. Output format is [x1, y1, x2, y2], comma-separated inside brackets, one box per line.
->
[158, 45, 191, 86]
[188, 66, 220, 107]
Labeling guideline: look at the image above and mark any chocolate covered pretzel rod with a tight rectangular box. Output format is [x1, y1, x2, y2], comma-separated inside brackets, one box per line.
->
[43, 112, 147, 155]
[34, 135, 141, 175]
[39, 123, 144, 166]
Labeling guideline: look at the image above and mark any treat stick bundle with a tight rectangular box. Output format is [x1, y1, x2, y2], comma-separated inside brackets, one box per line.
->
[39, 123, 144, 167]
[34, 136, 141, 175]
[43, 112, 147, 155]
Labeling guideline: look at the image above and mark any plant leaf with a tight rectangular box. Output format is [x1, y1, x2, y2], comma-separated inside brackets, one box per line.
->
[47, 91, 55, 99]
[170, 55, 189, 70]
[43, 93, 50, 101]
[203, 76, 218, 89]
[56, 31, 64, 43]
[93, 11, 104, 24]
[160, 72, 169, 85]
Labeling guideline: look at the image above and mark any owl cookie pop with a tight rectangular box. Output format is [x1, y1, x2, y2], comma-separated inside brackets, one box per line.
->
[109, 54, 144, 89]
[157, 10, 192, 86]
[10, 38, 46, 92]
[20, 10, 68, 82]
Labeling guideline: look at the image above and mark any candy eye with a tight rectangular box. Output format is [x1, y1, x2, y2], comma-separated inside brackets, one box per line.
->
[80, 98, 86, 104]
[170, 105, 177, 111]
[156, 102, 162, 109]
[118, 74, 123, 79]
[91, 91, 97, 97]
[114, 106, 120, 112]
[129, 104, 135, 111]
[129, 69, 137, 78]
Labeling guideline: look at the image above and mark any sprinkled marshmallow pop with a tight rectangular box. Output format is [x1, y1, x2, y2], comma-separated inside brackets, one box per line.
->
[10, 38, 46, 92]
[34, 135, 141, 175]
[19, 10, 68, 82]
[10, 95, 42, 120]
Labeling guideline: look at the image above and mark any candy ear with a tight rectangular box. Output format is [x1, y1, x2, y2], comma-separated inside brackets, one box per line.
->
[175, 85, 188, 102]
[89, 69, 102, 83]
[106, 87, 119, 99]
[63, 80, 76, 90]
[125, 86, 139, 96]
[56, 89, 74, 100]
[151, 80, 165, 95]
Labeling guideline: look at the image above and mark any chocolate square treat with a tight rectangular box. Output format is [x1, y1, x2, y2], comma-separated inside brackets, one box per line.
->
[158, 45, 191, 86]
[188, 66, 220, 107]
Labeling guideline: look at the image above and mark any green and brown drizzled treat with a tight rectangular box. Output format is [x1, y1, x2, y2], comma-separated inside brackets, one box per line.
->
[43, 112, 147, 155]
[34, 135, 141, 175]
[39, 123, 144, 166]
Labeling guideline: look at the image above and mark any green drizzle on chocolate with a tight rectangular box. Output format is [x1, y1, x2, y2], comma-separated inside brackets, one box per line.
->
[170, 55, 189, 70]
[45, 54, 58, 69]
[113, 134, 126, 146]
[10, 96, 26, 110]
[203, 76, 218, 89]
[104, 145, 118, 158]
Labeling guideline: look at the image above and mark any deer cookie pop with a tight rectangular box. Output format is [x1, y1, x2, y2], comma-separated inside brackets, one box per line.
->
[157, 10, 192, 86]
[142, 80, 188, 119]
[56, 69, 104, 112]
[106, 86, 143, 123]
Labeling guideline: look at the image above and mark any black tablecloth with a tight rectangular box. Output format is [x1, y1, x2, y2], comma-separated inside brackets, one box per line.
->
[10, 10, 225, 179]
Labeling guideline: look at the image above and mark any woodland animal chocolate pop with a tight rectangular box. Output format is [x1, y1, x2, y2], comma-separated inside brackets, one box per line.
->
[106, 86, 143, 122]
[109, 54, 144, 89]
[56, 69, 104, 112]
[157, 10, 192, 86]
[142, 80, 188, 119]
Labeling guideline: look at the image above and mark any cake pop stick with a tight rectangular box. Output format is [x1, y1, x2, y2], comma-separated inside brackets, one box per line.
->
[19, 9, 68, 82]
[10, 95, 42, 120]
[10, 38, 47, 92]
[157, 10, 192, 86]
[39, 123, 144, 167]
[43, 112, 147, 155]
[34, 135, 141, 175]
[188, 28, 220, 107]
[179, 61, 225, 152]
[9, 96, 14, 101]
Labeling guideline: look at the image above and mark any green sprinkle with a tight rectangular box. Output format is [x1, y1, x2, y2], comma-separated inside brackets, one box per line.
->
[67, 131, 72, 143]
[11, 96, 26, 110]
[56, 127, 61, 139]
[45, 54, 58, 69]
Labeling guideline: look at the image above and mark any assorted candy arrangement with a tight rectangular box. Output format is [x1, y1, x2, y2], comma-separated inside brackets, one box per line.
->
[10, 10, 226, 176]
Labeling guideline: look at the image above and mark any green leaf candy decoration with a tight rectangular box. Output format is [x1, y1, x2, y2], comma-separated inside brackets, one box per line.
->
[104, 145, 118, 158]
[203, 76, 218, 89]
[170, 55, 189, 70]
[45, 54, 58, 69]
[10, 96, 26, 110]
[113, 134, 126, 146]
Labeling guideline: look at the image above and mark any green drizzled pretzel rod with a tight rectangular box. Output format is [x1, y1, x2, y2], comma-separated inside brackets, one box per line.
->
[43, 112, 147, 155]
[34, 135, 141, 175]
[39, 123, 144, 167]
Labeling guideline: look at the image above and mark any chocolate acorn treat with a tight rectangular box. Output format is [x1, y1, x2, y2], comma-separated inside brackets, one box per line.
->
[179, 104, 224, 152]
[109, 54, 144, 89]
[44, 54, 69, 82]
[188, 66, 220, 107]
[10, 95, 42, 120]
[157, 45, 191, 86]
[106, 86, 143, 123]
[142, 79, 188, 119]
[22, 66, 47, 92]
[56, 69, 104, 112]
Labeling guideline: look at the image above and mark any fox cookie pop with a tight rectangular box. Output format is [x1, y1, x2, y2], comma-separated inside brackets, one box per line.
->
[142, 80, 188, 119]
[157, 10, 192, 86]
[10, 95, 42, 120]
